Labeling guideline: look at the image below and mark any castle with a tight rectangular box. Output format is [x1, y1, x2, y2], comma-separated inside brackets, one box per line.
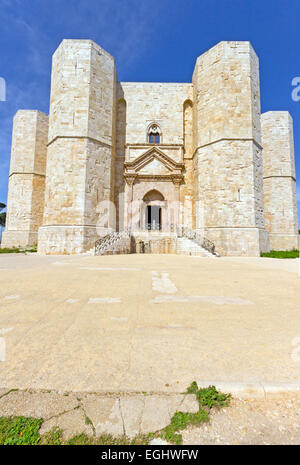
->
[1, 40, 299, 256]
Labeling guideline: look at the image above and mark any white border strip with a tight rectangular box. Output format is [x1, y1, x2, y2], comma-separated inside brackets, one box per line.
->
[195, 380, 300, 398]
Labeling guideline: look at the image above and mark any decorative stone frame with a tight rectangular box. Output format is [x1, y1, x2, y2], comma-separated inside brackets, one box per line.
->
[124, 146, 184, 184]
[146, 122, 162, 144]
[124, 146, 184, 232]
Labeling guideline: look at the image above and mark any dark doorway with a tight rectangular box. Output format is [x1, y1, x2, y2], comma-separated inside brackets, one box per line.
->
[146, 206, 161, 230]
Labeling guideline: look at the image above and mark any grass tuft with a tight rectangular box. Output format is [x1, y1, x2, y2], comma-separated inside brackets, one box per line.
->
[261, 249, 299, 259]
[0, 383, 231, 446]
[41, 427, 63, 445]
[196, 385, 231, 409]
[84, 415, 93, 427]
[94, 434, 150, 445]
[160, 410, 209, 444]
[186, 381, 198, 394]
[67, 433, 92, 445]
[0, 246, 37, 254]
[0, 416, 42, 445]
[159, 382, 230, 444]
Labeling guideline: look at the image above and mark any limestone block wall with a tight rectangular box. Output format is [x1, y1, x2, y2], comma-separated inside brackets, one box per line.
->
[261, 111, 299, 250]
[133, 232, 177, 254]
[117, 82, 193, 149]
[181, 100, 194, 228]
[180, 158, 194, 228]
[115, 83, 193, 230]
[1, 110, 48, 248]
[193, 41, 269, 256]
[114, 98, 126, 231]
[38, 40, 116, 254]
[5, 39, 296, 257]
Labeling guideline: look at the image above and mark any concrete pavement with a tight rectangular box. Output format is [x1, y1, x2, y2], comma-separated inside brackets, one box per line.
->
[0, 253, 299, 393]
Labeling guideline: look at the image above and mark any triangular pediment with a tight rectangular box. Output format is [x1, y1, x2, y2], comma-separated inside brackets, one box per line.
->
[124, 147, 184, 175]
[138, 157, 171, 175]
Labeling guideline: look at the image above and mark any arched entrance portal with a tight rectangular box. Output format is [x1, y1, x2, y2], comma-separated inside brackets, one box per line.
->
[146, 205, 161, 230]
[143, 190, 164, 231]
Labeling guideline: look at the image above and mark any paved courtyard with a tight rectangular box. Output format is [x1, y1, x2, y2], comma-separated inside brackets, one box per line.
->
[0, 253, 299, 393]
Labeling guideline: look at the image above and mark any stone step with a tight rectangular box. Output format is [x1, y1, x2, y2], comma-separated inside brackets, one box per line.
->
[0, 388, 199, 440]
[85, 247, 95, 256]
[87, 234, 215, 257]
[176, 237, 213, 257]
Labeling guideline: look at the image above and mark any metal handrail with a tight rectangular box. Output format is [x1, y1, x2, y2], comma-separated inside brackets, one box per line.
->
[94, 227, 219, 256]
[176, 226, 219, 256]
[95, 231, 130, 255]
[146, 223, 161, 231]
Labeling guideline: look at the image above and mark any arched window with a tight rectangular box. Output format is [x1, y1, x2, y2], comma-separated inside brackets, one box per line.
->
[148, 124, 161, 144]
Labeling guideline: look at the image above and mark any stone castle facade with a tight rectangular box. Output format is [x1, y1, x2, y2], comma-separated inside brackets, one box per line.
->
[1, 40, 299, 255]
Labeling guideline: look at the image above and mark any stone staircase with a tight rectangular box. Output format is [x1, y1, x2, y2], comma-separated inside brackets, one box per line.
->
[86, 228, 219, 257]
[175, 236, 215, 257]
[85, 247, 96, 256]
[85, 232, 131, 256]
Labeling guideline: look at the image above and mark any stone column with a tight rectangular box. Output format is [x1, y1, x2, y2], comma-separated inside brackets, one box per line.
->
[125, 175, 136, 233]
[38, 40, 116, 254]
[1, 110, 48, 248]
[261, 111, 299, 250]
[192, 41, 269, 256]
[172, 176, 182, 230]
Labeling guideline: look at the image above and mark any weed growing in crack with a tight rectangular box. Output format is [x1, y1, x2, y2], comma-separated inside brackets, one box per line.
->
[0, 383, 231, 445]
[41, 427, 63, 445]
[158, 382, 231, 444]
[195, 384, 231, 409]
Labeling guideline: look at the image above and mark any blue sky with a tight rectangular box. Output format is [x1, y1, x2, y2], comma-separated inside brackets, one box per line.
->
[0, 0, 299, 224]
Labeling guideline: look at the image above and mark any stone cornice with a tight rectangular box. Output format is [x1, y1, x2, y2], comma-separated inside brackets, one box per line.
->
[39, 224, 98, 228]
[263, 175, 296, 182]
[124, 146, 184, 171]
[124, 173, 184, 183]
[203, 226, 268, 230]
[192, 137, 263, 158]
[47, 135, 112, 148]
[125, 143, 183, 148]
[9, 171, 45, 178]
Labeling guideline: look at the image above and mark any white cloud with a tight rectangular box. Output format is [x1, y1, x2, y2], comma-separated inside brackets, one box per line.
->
[1, 0, 166, 75]
[51, 0, 166, 71]
[0, 0, 168, 203]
